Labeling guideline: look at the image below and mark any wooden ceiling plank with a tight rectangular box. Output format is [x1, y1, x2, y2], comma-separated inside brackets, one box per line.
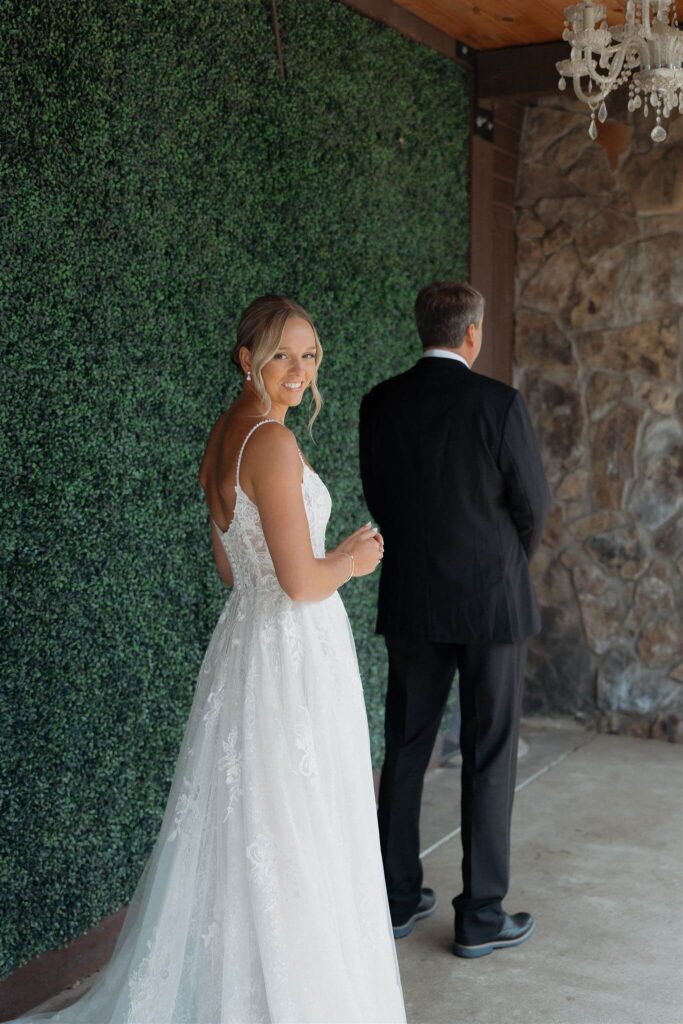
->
[395, 0, 566, 48]
[391, 0, 678, 49]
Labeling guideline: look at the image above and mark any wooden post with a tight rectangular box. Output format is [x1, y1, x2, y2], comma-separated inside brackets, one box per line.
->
[470, 100, 524, 384]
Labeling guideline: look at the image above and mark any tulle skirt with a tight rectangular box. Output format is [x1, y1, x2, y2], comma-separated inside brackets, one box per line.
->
[22, 586, 405, 1024]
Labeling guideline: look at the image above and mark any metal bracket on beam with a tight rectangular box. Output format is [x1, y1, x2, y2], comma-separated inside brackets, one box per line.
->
[473, 106, 494, 141]
[455, 39, 476, 70]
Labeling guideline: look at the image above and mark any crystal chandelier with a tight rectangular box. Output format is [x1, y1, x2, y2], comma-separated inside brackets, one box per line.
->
[557, 1, 683, 142]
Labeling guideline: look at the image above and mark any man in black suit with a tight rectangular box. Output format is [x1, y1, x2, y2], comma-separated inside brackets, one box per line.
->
[359, 281, 550, 958]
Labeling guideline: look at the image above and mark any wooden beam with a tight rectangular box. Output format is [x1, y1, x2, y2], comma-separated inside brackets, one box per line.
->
[477, 41, 567, 100]
[341, 7, 569, 103]
[469, 99, 524, 385]
[338, 0, 472, 68]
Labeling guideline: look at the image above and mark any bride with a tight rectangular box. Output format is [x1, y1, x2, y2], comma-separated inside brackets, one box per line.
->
[20, 294, 406, 1024]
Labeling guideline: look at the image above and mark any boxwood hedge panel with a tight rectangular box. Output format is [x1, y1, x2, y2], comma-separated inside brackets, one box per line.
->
[0, 0, 469, 973]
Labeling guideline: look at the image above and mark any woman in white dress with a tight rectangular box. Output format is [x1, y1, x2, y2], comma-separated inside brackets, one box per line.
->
[20, 294, 406, 1024]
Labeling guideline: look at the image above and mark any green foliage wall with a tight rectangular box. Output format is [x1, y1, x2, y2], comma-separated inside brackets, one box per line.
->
[0, 0, 469, 974]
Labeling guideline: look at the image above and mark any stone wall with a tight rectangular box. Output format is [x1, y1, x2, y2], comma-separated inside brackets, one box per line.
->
[514, 98, 683, 740]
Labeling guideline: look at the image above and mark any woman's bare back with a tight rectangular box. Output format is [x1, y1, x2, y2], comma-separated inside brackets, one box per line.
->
[198, 411, 283, 589]
[199, 409, 316, 533]
[199, 411, 258, 533]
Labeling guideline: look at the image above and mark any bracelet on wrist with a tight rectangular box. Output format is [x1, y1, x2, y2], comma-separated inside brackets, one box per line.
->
[343, 552, 354, 584]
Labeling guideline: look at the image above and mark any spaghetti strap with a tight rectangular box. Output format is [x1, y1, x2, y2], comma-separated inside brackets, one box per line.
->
[235, 418, 292, 491]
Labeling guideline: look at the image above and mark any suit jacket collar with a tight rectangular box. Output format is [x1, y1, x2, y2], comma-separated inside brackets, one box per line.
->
[421, 348, 470, 369]
[411, 355, 470, 376]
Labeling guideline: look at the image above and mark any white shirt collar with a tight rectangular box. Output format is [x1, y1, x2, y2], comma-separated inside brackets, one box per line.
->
[421, 347, 469, 369]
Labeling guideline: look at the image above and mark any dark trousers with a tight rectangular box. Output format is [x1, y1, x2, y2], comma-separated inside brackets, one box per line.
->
[377, 636, 526, 944]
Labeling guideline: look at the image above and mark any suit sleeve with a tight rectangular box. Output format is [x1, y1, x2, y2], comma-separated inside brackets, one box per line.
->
[359, 393, 384, 525]
[498, 391, 551, 561]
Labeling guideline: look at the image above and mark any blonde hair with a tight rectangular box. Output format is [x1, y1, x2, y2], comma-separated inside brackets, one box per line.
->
[231, 294, 323, 431]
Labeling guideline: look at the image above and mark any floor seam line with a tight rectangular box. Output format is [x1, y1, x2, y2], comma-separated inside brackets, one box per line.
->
[419, 731, 598, 860]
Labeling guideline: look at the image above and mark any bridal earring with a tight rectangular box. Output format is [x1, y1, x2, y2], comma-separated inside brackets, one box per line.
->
[246, 371, 251, 381]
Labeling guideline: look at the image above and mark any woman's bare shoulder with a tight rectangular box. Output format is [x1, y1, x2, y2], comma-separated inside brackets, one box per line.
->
[238, 421, 301, 486]
[243, 419, 298, 460]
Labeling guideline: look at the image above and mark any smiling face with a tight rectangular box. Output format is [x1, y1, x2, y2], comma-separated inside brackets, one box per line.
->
[263, 316, 319, 408]
[240, 315, 319, 418]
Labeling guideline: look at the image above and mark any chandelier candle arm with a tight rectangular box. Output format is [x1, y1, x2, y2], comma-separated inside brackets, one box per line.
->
[556, 0, 683, 143]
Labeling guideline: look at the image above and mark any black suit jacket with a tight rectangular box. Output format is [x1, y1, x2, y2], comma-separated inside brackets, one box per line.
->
[359, 356, 550, 643]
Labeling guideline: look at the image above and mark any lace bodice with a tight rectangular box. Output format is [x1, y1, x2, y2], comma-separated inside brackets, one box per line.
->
[214, 419, 332, 593]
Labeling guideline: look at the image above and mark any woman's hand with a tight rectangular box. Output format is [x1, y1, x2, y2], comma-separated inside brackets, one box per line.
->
[335, 522, 384, 578]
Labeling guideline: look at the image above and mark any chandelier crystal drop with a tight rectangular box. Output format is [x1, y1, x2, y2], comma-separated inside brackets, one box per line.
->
[557, 1, 683, 143]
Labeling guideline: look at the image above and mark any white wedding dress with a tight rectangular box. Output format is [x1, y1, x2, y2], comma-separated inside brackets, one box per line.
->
[23, 419, 405, 1024]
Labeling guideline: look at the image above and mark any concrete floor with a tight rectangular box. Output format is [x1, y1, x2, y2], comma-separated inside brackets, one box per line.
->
[400, 723, 683, 1024]
[31, 722, 683, 1024]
